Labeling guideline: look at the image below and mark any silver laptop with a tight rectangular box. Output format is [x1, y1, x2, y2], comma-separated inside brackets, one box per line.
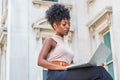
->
[66, 43, 111, 69]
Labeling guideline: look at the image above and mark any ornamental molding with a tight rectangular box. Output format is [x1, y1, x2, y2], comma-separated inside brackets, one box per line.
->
[87, 7, 112, 28]
[32, 0, 72, 10]
[32, 18, 74, 41]
[32, 18, 75, 31]
[32, 18, 50, 29]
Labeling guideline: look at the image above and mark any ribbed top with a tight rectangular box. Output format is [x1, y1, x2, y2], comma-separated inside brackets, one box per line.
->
[47, 34, 74, 64]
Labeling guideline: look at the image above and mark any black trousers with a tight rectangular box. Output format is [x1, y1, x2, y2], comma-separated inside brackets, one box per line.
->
[47, 66, 113, 80]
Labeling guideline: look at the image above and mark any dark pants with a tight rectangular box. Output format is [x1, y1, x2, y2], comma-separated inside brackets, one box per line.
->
[47, 66, 113, 80]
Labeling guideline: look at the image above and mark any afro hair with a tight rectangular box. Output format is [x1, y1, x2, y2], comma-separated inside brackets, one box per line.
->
[46, 4, 70, 29]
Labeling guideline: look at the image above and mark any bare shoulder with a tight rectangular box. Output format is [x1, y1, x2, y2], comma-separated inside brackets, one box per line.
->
[44, 37, 54, 43]
[44, 37, 57, 49]
[44, 37, 56, 45]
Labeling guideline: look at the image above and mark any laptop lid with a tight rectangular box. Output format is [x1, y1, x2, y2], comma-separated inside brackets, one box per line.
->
[89, 43, 111, 66]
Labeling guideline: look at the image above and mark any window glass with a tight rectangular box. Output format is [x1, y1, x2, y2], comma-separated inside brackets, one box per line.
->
[104, 32, 114, 79]
[43, 70, 48, 80]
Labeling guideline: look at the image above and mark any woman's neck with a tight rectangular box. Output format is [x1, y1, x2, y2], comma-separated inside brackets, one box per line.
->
[55, 33, 64, 38]
[55, 34, 64, 41]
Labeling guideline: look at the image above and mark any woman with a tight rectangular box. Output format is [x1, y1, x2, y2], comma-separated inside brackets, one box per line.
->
[38, 3, 113, 80]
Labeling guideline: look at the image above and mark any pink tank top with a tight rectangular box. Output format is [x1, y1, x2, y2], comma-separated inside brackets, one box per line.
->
[47, 34, 74, 64]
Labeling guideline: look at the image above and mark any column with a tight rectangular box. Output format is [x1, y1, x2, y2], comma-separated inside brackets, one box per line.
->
[8, 0, 29, 80]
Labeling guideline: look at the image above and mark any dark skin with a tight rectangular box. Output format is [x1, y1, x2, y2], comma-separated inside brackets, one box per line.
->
[37, 19, 71, 70]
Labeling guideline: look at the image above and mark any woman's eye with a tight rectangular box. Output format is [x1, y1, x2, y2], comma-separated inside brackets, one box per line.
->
[63, 24, 66, 26]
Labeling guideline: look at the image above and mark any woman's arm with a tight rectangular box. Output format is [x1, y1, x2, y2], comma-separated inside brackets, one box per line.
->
[37, 38, 67, 70]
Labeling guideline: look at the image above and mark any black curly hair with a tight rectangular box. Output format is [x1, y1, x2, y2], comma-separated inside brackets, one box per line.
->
[46, 4, 70, 29]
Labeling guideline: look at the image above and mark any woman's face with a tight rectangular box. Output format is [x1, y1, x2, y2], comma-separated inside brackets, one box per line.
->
[54, 19, 70, 37]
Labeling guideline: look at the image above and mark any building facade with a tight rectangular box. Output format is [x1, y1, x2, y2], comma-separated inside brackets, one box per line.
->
[0, 0, 8, 80]
[0, 0, 120, 80]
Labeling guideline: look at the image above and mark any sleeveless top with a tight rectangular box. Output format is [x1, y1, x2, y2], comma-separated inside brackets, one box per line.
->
[46, 34, 74, 64]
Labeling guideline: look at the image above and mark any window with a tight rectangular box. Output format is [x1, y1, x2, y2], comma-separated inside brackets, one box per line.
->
[42, 0, 58, 2]
[90, 29, 114, 79]
[43, 69, 48, 80]
[88, 8, 114, 79]
[103, 32, 114, 79]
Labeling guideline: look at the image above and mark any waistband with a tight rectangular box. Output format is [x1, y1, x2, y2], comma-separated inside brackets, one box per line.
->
[51, 61, 69, 66]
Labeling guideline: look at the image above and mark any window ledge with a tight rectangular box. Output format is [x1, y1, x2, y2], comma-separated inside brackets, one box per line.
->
[32, 1, 72, 10]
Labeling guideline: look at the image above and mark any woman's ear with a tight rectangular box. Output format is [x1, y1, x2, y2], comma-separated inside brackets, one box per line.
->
[53, 23, 57, 30]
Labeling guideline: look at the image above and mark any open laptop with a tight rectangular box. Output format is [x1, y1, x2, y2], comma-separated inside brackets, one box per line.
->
[66, 43, 111, 69]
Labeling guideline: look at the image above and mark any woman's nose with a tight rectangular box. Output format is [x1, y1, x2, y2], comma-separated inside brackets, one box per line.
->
[66, 24, 70, 29]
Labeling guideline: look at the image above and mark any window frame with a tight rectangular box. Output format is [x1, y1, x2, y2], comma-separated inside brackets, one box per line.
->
[102, 31, 114, 78]
[88, 7, 114, 78]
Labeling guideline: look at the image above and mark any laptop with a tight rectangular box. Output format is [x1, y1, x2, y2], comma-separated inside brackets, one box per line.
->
[66, 43, 111, 69]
